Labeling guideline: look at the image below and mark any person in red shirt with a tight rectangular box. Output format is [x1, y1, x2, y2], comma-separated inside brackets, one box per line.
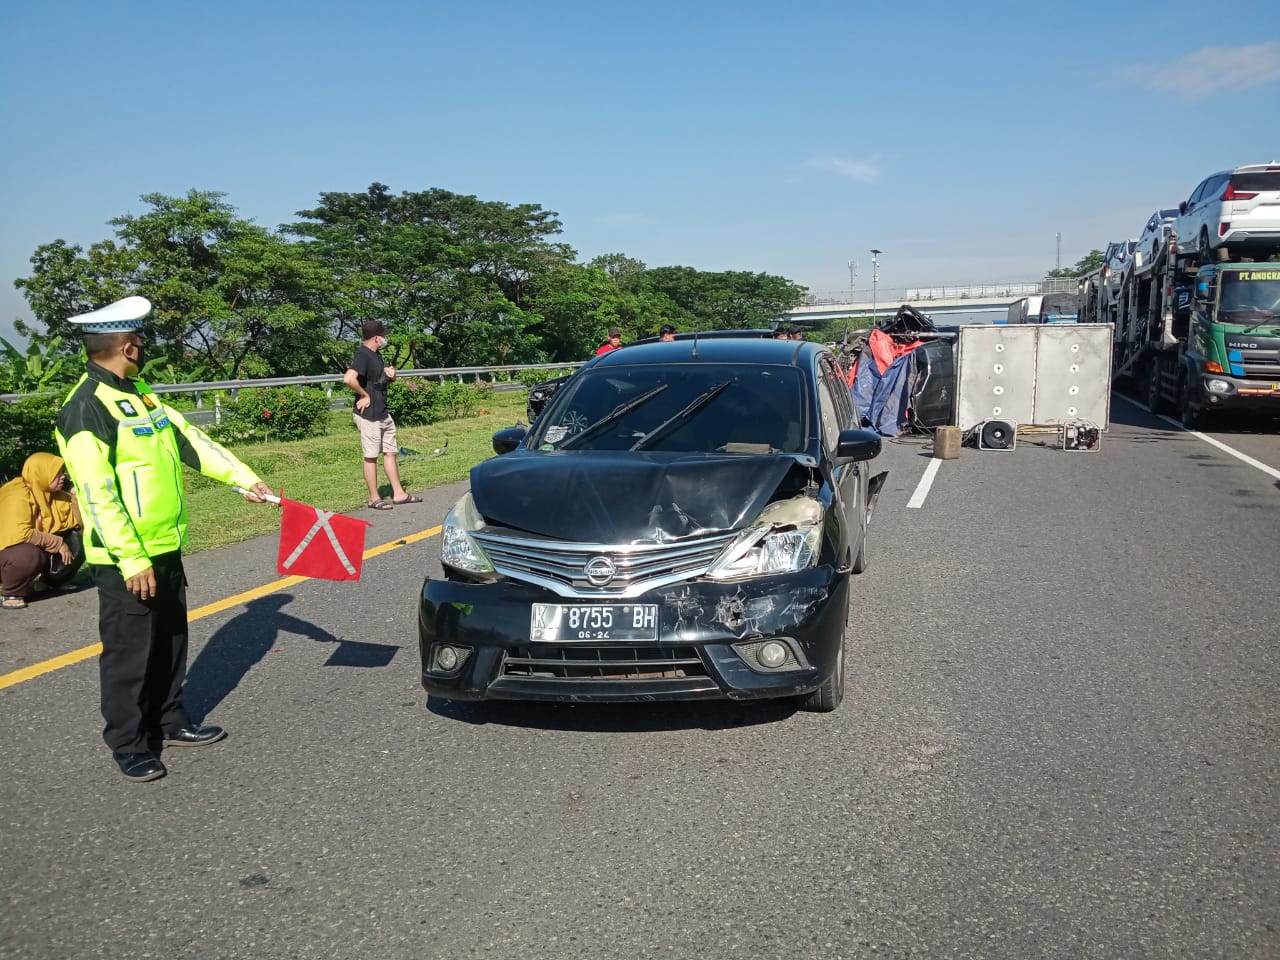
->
[595, 328, 623, 355]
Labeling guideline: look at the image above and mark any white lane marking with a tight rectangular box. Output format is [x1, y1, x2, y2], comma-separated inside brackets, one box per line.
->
[1114, 394, 1280, 482]
[907, 458, 942, 509]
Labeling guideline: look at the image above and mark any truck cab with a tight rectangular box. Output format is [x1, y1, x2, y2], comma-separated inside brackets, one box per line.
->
[1181, 264, 1280, 425]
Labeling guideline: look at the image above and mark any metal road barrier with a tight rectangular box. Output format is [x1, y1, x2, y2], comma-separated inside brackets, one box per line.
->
[1, 361, 585, 407]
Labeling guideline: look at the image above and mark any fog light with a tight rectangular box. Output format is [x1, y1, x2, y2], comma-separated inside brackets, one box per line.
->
[435, 645, 460, 671]
[757, 641, 789, 669]
[1205, 379, 1230, 394]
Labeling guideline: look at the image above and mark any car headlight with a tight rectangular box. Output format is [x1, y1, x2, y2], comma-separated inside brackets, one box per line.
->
[707, 497, 824, 580]
[440, 492, 495, 575]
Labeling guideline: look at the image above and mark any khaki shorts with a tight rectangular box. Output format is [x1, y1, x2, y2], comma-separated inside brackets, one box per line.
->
[355, 414, 398, 457]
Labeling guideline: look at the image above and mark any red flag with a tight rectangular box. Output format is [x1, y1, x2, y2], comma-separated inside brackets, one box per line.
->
[276, 498, 372, 581]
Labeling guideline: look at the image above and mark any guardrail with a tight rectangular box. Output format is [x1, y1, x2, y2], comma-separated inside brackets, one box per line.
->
[1, 361, 585, 407]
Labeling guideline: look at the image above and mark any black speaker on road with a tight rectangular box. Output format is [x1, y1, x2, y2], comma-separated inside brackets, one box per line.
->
[977, 419, 1017, 450]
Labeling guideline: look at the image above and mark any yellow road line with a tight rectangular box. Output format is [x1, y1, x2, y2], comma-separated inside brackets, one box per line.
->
[0, 525, 442, 692]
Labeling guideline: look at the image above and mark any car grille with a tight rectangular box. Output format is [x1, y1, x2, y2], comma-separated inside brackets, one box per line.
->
[471, 528, 737, 599]
[503, 645, 707, 681]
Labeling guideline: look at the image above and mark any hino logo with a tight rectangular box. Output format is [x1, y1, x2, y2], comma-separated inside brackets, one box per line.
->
[1226, 341, 1259, 349]
[584, 555, 617, 586]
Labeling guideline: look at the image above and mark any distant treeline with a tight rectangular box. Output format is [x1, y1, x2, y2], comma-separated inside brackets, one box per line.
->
[10, 183, 808, 385]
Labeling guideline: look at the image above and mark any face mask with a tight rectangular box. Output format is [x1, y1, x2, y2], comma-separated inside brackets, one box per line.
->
[125, 341, 145, 371]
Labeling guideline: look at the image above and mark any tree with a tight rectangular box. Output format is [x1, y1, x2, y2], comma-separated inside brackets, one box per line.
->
[14, 238, 137, 349]
[531, 261, 678, 359]
[287, 183, 577, 368]
[15, 191, 328, 379]
[109, 191, 328, 377]
[1048, 250, 1105, 278]
[643, 267, 807, 329]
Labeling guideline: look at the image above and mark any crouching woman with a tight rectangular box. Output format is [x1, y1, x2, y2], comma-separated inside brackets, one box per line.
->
[0, 452, 85, 610]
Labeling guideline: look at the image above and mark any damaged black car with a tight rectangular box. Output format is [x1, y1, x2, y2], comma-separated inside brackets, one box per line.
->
[418, 336, 886, 712]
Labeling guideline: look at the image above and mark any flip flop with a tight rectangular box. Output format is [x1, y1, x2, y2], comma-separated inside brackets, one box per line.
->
[2, 596, 27, 610]
[392, 494, 423, 504]
[367, 499, 394, 510]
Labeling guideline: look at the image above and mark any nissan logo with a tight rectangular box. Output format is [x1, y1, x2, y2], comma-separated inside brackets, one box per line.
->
[584, 555, 617, 586]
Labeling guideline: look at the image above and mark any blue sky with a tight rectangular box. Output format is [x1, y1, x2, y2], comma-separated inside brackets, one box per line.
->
[2, 0, 1278, 343]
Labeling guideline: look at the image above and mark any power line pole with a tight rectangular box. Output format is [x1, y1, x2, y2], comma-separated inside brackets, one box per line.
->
[870, 249, 881, 324]
[847, 259, 857, 301]
[1056, 232, 1062, 271]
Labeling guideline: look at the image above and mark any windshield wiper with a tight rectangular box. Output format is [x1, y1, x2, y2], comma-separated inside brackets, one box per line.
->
[630, 381, 731, 451]
[1238, 314, 1280, 335]
[557, 384, 668, 450]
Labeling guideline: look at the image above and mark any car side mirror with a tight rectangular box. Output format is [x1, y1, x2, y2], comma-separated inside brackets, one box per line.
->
[835, 428, 882, 463]
[1178, 201, 1188, 215]
[491, 425, 528, 455]
[1194, 279, 1215, 303]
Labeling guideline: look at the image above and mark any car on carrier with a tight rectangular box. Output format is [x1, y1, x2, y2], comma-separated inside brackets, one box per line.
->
[1102, 240, 1137, 305]
[1173, 163, 1280, 263]
[419, 335, 886, 713]
[1132, 209, 1180, 270]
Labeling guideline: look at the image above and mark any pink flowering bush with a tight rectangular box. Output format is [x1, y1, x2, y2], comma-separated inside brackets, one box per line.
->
[212, 387, 328, 444]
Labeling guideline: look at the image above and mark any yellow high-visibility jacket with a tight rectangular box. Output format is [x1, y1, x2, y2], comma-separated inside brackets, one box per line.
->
[55, 363, 262, 579]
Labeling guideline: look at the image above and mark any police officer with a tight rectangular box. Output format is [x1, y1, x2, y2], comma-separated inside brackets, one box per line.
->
[56, 296, 274, 782]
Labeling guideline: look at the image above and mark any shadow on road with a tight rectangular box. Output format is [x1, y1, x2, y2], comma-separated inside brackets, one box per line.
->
[426, 696, 798, 732]
[186, 593, 395, 720]
[1111, 387, 1280, 435]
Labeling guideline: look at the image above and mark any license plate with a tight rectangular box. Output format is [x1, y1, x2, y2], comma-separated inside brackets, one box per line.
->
[530, 603, 660, 643]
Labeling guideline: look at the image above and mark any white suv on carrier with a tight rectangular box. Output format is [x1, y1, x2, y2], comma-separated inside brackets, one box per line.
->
[1173, 164, 1280, 263]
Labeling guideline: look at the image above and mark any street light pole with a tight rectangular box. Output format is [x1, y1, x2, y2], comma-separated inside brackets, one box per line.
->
[870, 249, 882, 324]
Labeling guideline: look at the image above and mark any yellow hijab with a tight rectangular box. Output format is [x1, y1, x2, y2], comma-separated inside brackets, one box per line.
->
[0, 452, 80, 549]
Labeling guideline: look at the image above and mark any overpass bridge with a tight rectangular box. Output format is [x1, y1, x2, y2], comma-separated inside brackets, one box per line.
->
[781, 279, 1078, 324]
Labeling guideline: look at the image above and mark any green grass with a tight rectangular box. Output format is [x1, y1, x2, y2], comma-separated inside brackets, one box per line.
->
[183, 391, 529, 552]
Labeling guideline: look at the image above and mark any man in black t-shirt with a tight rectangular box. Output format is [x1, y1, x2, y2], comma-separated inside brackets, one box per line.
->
[343, 320, 421, 509]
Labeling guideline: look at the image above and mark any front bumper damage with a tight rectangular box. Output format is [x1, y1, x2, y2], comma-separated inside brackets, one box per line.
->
[418, 566, 848, 704]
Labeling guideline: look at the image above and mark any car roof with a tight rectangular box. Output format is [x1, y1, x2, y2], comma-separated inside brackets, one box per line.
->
[589, 335, 819, 367]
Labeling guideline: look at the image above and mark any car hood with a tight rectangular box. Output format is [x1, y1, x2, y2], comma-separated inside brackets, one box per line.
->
[470, 452, 799, 542]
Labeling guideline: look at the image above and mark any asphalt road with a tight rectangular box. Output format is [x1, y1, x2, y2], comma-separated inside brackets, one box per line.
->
[1, 394, 1277, 960]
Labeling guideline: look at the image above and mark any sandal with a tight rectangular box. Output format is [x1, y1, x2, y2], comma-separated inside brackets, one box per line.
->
[392, 494, 423, 504]
[367, 499, 394, 510]
[2, 596, 27, 610]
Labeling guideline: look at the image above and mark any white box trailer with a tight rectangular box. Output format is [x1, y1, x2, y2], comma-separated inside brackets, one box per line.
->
[955, 323, 1113, 430]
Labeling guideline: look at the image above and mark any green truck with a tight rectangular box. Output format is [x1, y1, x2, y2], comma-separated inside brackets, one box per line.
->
[1079, 239, 1280, 428]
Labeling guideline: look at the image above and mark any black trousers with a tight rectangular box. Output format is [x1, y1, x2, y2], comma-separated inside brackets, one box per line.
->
[91, 552, 190, 754]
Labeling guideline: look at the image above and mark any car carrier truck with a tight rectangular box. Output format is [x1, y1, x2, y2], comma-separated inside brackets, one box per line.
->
[1080, 232, 1280, 428]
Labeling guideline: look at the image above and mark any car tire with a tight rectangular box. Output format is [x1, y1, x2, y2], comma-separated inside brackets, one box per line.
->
[1146, 362, 1170, 415]
[800, 639, 845, 712]
[1197, 229, 1212, 266]
[1180, 378, 1205, 430]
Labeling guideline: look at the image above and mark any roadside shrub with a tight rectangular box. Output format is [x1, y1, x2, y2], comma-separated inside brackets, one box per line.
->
[432, 380, 490, 420]
[0, 396, 62, 481]
[385, 379, 438, 426]
[385, 379, 494, 424]
[211, 387, 330, 444]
